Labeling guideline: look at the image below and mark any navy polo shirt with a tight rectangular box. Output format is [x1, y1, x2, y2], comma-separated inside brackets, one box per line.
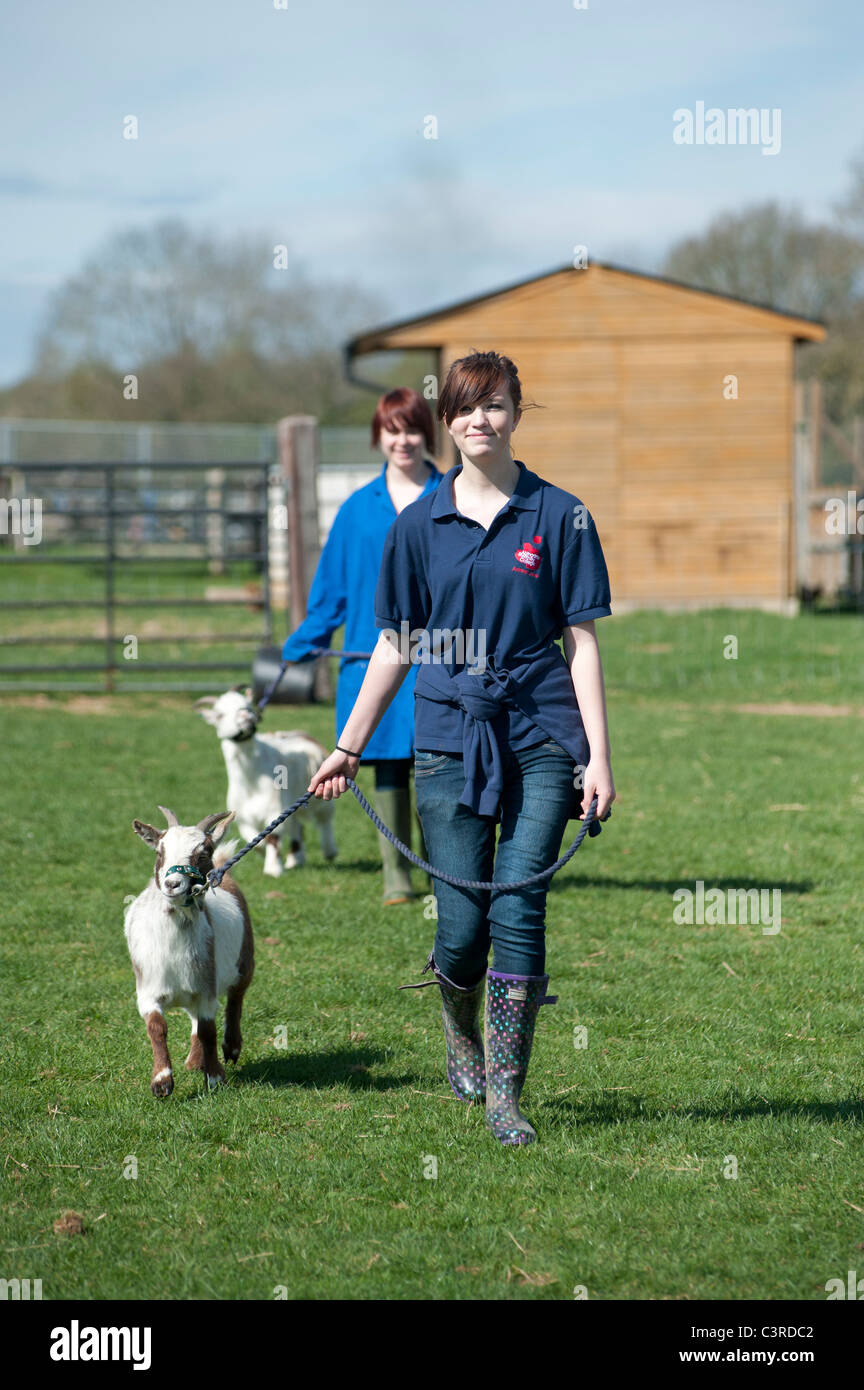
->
[373, 458, 611, 797]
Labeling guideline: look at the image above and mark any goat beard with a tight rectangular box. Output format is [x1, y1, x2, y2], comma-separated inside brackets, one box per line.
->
[162, 892, 200, 913]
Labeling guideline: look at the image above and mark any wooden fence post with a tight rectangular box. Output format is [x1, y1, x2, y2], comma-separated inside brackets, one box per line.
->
[206, 468, 226, 574]
[276, 416, 330, 702]
[268, 472, 289, 609]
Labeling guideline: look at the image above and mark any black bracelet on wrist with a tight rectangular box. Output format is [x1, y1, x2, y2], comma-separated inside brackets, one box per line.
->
[336, 743, 362, 759]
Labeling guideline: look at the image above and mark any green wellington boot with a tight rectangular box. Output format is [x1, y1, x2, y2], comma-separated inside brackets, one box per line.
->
[375, 785, 416, 905]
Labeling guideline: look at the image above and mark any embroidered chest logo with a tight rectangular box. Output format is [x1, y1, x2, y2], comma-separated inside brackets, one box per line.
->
[513, 535, 543, 576]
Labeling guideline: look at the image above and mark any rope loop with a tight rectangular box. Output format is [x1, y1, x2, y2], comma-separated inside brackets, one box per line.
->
[235, 649, 603, 895]
[207, 780, 600, 894]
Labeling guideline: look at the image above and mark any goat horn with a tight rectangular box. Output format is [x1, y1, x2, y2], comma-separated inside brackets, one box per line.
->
[197, 811, 232, 833]
[157, 805, 180, 827]
[193, 696, 217, 708]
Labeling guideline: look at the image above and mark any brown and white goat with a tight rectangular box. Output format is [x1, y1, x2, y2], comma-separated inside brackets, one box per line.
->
[124, 806, 254, 1097]
[194, 688, 338, 875]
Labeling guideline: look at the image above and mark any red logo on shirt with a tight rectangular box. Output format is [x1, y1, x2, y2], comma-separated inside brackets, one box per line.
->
[513, 535, 543, 576]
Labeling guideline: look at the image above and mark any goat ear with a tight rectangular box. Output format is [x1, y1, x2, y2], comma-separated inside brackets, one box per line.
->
[194, 696, 217, 708]
[133, 820, 162, 850]
[194, 700, 218, 725]
[198, 811, 235, 846]
[244, 686, 254, 703]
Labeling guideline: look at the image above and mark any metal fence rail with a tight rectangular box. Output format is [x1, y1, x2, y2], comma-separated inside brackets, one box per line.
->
[0, 460, 273, 693]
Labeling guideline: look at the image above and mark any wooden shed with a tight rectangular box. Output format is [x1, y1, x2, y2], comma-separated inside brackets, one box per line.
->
[346, 263, 826, 612]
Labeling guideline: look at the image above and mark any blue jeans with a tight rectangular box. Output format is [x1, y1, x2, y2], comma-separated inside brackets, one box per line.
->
[413, 738, 576, 984]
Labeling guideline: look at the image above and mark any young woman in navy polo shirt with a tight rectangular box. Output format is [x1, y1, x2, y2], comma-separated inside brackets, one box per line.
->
[308, 351, 615, 1146]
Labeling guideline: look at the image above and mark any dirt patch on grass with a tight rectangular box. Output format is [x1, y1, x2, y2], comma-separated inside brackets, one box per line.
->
[731, 702, 864, 718]
[53, 1211, 85, 1236]
[0, 693, 192, 714]
[0, 694, 125, 715]
[663, 699, 864, 719]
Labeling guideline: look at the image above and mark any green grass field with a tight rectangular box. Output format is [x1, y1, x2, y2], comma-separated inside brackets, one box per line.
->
[2, 610, 863, 1300]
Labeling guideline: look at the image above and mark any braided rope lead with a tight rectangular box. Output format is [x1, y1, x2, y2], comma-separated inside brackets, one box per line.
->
[207, 782, 599, 894]
[255, 657, 292, 717]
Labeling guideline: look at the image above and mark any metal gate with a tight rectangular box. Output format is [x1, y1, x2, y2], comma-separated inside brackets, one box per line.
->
[0, 459, 274, 692]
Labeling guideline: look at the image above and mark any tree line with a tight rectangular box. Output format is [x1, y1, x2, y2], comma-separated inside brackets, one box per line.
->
[2, 148, 863, 428]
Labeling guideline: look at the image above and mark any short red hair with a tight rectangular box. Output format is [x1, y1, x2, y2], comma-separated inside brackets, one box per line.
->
[371, 388, 436, 452]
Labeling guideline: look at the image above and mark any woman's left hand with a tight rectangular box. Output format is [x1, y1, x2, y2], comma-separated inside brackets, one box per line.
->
[580, 759, 616, 822]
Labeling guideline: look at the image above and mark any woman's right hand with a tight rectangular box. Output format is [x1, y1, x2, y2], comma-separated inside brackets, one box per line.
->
[308, 749, 361, 799]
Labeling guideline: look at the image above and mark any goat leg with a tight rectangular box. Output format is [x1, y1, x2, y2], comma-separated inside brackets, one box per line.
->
[185, 1025, 205, 1071]
[197, 1017, 226, 1089]
[222, 984, 247, 1063]
[146, 1010, 174, 1098]
[284, 824, 305, 870]
[263, 834, 284, 877]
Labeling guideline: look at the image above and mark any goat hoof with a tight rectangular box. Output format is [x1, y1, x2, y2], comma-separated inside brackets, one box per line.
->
[206, 1069, 226, 1089]
[151, 1070, 174, 1098]
[222, 1043, 241, 1064]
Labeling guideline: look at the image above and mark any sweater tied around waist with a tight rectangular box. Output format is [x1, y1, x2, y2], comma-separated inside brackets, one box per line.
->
[413, 649, 589, 817]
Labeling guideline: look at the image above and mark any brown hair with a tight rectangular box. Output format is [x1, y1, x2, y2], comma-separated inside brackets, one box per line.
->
[437, 349, 536, 425]
[371, 388, 436, 452]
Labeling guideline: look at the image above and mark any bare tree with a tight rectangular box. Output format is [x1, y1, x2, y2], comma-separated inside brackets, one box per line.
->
[20, 219, 384, 420]
[662, 191, 864, 425]
[836, 144, 864, 237]
[662, 201, 864, 322]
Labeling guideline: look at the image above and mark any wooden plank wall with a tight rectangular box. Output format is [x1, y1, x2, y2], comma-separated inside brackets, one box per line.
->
[436, 328, 793, 606]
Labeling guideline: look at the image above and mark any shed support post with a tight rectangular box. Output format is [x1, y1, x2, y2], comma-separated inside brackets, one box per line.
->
[793, 382, 813, 599]
[853, 415, 864, 606]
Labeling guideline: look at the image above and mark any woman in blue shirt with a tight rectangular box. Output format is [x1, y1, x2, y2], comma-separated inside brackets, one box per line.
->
[282, 388, 443, 905]
[307, 351, 616, 1147]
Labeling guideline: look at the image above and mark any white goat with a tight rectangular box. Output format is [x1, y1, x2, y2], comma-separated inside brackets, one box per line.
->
[194, 688, 337, 876]
[124, 806, 254, 1097]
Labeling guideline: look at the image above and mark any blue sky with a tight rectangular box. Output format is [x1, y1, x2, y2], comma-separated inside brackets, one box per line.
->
[1, 0, 861, 386]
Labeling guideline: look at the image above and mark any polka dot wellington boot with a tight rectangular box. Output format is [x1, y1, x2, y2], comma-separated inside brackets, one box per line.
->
[399, 951, 487, 1102]
[484, 969, 557, 1145]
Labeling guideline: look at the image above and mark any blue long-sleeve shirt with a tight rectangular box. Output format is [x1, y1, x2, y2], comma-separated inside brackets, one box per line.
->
[282, 458, 443, 761]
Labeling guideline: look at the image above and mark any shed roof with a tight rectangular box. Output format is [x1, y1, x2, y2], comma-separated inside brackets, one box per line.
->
[348, 261, 827, 356]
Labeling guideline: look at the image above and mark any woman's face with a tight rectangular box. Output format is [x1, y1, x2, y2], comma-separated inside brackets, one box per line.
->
[379, 420, 426, 471]
[447, 381, 520, 463]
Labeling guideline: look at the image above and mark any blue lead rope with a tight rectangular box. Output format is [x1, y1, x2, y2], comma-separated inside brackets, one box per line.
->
[207, 782, 601, 895]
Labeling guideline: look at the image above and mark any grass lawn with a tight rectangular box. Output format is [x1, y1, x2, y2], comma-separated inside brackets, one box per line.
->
[1, 610, 863, 1300]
